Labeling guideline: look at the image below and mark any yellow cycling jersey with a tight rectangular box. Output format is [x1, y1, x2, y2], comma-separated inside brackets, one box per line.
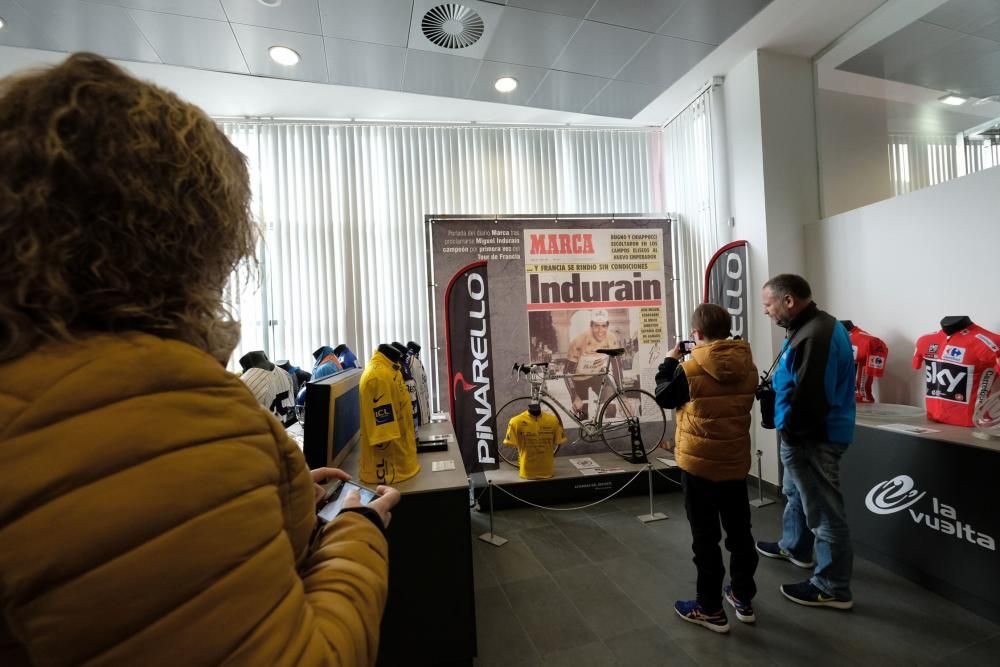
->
[359, 350, 420, 485]
[503, 411, 566, 480]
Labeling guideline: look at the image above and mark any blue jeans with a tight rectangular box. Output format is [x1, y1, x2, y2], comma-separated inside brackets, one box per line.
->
[779, 438, 853, 600]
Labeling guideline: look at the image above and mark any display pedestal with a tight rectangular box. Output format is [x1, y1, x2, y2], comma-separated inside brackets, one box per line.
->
[844, 416, 1000, 623]
[339, 420, 476, 666]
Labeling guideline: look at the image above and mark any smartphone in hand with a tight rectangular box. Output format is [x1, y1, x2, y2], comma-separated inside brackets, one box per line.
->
[317, 479, 378, 523]
[679, 340, 696, 354]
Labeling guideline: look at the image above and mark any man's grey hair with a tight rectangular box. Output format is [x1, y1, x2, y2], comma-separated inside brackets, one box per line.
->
[763, 274, 812, 300]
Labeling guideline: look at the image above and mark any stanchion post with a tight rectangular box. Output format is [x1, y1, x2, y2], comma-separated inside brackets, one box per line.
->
[478, 480, 508, 546]
[749, 449, 775, 508]
[637, 464, 668, 523]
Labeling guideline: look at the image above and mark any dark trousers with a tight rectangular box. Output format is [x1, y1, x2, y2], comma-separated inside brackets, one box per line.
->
[682, 471, 759, 611]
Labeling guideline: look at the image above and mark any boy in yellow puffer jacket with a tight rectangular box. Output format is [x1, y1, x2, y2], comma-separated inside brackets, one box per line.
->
[654, 304, 759, 634]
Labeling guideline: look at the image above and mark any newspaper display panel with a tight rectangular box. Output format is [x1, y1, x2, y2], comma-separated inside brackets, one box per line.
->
[429, 217, 675, 463]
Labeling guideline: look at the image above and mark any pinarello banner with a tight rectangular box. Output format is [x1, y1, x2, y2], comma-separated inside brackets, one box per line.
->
[444, 261, 499, 473]
[704, 240, 750, 343]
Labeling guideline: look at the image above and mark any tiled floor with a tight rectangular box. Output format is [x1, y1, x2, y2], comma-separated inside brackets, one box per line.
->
[470, 485, 1000, 666]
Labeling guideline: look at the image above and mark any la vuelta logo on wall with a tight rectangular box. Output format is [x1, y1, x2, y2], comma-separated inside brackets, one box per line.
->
[865, 475, 995, 551]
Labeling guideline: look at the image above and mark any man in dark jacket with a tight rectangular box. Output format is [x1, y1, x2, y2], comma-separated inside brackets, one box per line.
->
[655, 304, 759, 634]
[757, 274, 856, 609]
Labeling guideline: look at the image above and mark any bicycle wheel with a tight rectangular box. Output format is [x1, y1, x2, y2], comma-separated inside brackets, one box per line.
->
[494, 397, 564, 467]
[597, 389, 668, 459]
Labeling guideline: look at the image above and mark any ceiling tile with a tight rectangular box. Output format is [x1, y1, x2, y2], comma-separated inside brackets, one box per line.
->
[319, 0, 413, 47]
[659, 0, 770, 45]
[921, 0, 1000, 34]
[220, 0, 322, 36]
[892, 33, 999, 95]
[16, 0, 160, 62]
[927, 48, 1000, 99]
[231, 23, 328, 82]
[484, 5, 581, 68]
[466, 60, 548, 105]
[838, 21, 964, 79]
[325, 36, 404, 90]
[528, 69, 608, 112]
[583, 78, 660, 118]
[84, 0, 227, 21]
[401, 49, 481, 98]
[507, 0, 593, 19]
[0, 0, 63, 51]
[586, 0, 684, 32]
[616, 34, 713, 88]
[129, 10, 248, 74]
[552, 20, 650, 78]
[973, 17, 1000, 42]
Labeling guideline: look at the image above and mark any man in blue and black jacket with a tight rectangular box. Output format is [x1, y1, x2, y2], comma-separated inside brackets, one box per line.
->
[756, 274, 856, 609]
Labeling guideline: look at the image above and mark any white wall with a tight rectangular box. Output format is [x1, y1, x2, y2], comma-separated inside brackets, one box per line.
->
[723, 50, 820, 484]
[805, 165, 1000, 406]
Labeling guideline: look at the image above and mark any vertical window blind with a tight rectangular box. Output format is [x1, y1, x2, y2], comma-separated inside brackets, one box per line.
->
[889, 133, 999, 197]
[219, 122, 675, 371]
[662, 87, 724, 340]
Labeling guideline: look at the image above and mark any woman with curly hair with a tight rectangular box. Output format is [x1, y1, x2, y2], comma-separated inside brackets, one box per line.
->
[0, 53, 399, 666]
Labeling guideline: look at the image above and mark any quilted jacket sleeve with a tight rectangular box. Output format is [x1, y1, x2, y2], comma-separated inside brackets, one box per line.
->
[0, 334, 388, 667]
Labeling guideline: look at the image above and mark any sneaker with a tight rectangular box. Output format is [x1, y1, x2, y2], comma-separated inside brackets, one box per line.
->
[674, 600, 730, 633]
[780, 580, 853, 610]
[724, 585, 756, 623]
[755, 541, 815, 569]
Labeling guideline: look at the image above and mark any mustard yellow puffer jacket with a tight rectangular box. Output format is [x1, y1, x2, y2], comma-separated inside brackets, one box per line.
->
[0, 333, 388, 666]
[675, 340, 758, 481]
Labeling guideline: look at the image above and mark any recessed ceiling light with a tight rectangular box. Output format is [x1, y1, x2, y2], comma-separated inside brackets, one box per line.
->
[0, 16, 6, 30]
[257, 0, 282, 6]
[939, 94, 967, 106]
[495, 77, 518, 93]
[268, 46, 300, 66]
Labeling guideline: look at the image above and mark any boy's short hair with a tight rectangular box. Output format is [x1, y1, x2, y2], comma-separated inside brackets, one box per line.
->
[692, 304, 732, 341]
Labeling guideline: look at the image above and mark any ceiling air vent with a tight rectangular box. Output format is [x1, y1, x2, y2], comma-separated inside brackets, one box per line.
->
[421, 4, 484, 49]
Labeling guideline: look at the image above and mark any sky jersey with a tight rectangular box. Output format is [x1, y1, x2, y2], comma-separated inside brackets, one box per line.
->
[848, 326, 889, 403]
[239, 366, 296, 426]
[503, 411, 566, 480]
[359, 351, 420, 485]
[912, 324, 1000, 427]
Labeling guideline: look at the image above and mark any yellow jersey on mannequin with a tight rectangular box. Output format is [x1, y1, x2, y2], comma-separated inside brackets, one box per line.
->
[503, 410, 566, 479]
[359, 346, 420, 485]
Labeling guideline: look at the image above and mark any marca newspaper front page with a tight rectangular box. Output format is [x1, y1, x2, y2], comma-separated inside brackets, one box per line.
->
[522, 228, 667, 421]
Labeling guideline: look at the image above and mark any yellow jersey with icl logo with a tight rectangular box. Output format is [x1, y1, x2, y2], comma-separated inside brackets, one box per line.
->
[359, 351, 420, 485]
[503, 411, 566, 480]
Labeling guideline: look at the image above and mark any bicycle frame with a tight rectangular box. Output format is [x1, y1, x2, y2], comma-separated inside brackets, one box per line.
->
[514, 361, 630, 441]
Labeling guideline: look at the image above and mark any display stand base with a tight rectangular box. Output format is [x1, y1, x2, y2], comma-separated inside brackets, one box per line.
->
[478, 532, 508, 547]
[749, 497, 776, 508]
[637, 512, 668, 523]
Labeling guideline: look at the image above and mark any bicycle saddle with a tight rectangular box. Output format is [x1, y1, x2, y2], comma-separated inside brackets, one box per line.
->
[597, 348, 625, 357]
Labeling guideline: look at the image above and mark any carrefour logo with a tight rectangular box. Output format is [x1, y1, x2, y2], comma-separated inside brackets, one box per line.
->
[865, 475, 995, 551]
[864, 475, 925, 514]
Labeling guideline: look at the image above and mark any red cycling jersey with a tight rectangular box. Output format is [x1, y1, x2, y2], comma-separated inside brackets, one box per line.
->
[848, 326, 888, 403]
[912, 324, 1000, 427]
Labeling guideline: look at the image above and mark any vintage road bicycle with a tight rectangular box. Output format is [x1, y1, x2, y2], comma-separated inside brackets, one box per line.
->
[496, 347, 668, 465]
